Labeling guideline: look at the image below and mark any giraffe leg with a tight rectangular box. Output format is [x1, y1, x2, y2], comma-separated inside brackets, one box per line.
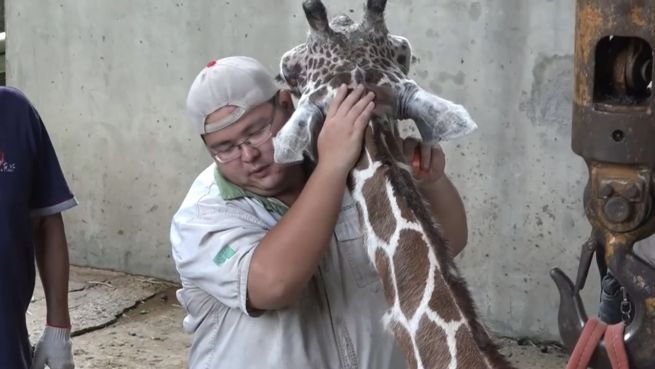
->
[273, 100, 324, 164]
[402, 86, 477, 145]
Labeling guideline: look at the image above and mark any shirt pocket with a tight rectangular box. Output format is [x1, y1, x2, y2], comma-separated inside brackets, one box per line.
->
[335, 206, 380, 288]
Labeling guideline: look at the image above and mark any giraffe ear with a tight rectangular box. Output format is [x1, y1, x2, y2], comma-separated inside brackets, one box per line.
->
[402, 85, 478, 144]
[302, 0, 331, 33]
[273, 99, 324, 164]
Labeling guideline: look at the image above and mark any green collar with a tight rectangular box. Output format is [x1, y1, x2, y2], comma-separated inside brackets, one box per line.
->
[214, 167, 289, 215]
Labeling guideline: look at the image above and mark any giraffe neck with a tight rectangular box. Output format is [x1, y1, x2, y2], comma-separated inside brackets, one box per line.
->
[348, 122, 514, 369]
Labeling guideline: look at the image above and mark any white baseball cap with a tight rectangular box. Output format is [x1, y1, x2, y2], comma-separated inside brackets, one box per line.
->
[186, 56, 279, 135]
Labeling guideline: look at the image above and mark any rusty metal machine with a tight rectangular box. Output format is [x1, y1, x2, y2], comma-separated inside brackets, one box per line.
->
[550, 1, 655, 368]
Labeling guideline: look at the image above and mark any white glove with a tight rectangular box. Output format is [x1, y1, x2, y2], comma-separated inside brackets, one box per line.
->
[31, 326, 75, 369]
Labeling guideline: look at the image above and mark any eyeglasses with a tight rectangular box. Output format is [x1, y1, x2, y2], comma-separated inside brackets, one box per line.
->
[210, 104, 277, 163]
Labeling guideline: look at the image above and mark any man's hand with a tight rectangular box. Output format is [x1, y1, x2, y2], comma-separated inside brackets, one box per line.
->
[317, 84, 375, 175]
[401, 138, 446, 184]
[401, 138, 469, 255]
[31, 326, 75, 369]
[248, 85, 375, 309]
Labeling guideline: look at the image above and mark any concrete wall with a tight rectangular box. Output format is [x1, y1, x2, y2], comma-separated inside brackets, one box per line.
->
[6, 0, 597, 340]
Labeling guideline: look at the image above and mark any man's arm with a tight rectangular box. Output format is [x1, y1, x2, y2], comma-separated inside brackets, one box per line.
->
[404, 140, 468, 256]
[33, 213, 71, 328]
[247, 85, 375, 310]
[418, 175, 468, 256]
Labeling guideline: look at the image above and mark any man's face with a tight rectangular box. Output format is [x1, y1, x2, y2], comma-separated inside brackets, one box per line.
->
[203, 98, 296, 197]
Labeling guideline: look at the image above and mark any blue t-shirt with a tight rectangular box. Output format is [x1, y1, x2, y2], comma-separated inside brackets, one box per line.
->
[0, 87, 77, 369]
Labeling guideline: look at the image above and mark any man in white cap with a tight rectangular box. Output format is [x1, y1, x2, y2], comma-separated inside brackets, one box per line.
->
[171, 56, 469, 368]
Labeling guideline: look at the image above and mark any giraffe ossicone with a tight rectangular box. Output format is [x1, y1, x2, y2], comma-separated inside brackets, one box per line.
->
[273, 0, 477, 165]
[274, 1, 514, 368]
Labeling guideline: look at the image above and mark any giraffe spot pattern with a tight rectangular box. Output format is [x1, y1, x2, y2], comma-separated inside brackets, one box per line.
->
[374, 248, 396, 305]
[393, 229, 429, 319]
[391, 322, 418, 369]
[329, 72, 352, 88]
[365, 69, 383, 85]
[416, 315, 452, 369]
[428, 270, 462, 322]
[354, 69, 365, 84]
[362, 169, 395, 243]
[382, 126, 405, 162]
[394, 188, 417, 223]
[455, 325, 489, 369]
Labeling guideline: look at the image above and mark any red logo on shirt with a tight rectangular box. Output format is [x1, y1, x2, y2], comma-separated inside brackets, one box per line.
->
[0, 151, 4, 165]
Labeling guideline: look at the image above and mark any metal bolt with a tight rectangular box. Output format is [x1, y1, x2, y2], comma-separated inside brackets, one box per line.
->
[612, 130, 625, 142]
[599, 184, 614, 198]
[624, 183, 640, 200]
[603, 196, 632, 223]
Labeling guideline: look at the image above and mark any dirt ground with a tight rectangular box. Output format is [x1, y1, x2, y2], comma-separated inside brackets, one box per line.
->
[27, 266, 570, 369]
[68, 287, 189, 369]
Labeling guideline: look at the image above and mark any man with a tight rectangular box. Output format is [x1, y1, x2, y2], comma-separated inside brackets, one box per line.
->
[0, 87, 76, 369]
[171, 56, 469, 368]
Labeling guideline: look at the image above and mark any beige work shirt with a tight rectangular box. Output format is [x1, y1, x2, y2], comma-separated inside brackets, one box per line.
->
[171, 164, 406, 369]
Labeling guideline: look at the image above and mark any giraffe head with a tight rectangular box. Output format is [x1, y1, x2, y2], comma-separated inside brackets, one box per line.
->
[273, 0, 477, 164]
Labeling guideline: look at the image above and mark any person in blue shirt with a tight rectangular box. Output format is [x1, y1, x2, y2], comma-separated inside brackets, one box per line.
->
[0, 87, 77, 369]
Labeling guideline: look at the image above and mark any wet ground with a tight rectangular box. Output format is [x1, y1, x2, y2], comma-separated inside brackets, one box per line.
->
[28, 266, 570, 369]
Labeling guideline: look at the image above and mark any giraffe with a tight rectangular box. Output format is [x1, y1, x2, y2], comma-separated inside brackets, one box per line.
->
[273, 1, 516, 368]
